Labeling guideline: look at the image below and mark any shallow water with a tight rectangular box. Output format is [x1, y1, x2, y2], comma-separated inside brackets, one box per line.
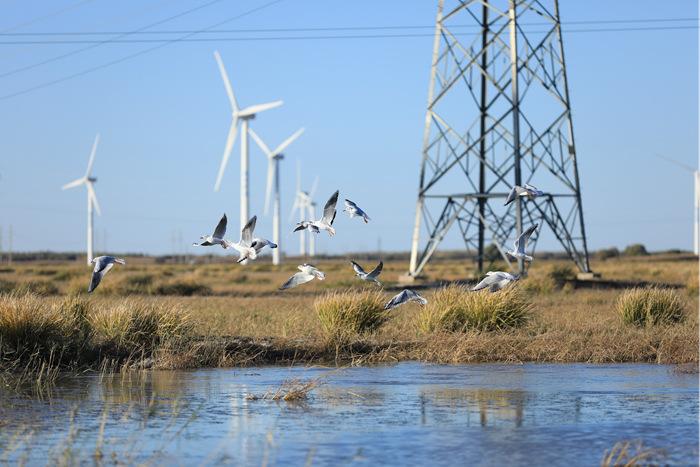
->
[1, 363, 697, 466]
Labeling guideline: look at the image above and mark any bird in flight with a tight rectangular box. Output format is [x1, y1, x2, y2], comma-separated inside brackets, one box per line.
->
[279, 264, 326, 290]
[506, 224, 538, 261]
[88, 256, 125, 293]
[193, 214, 229, 248]
[350, 260, 383, 286]
[504, 184, 544, 206]
[384, 289, 428, 310]
[343, 199, 370, 223]
[472, 271, 519, 292]
[294, 190, 339, 237]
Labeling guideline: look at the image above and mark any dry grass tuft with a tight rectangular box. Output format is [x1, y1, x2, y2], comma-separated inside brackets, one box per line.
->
[417, 285, 531, 334]
[601, 440, 665, 466]
[246, 377, 323, 402]
[616, 287, 686, 326]
[315, 290, 388, 342]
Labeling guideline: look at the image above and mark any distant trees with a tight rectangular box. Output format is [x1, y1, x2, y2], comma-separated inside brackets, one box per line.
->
[623, 244, 649, 256]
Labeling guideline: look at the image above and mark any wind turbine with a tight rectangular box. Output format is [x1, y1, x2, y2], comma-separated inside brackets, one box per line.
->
[249, 127, 305, 265]
[655, 153, 700, 255]
[212, 50, 283, 233]
[62, 134, 101, 265]
[289, 162, 318, 257]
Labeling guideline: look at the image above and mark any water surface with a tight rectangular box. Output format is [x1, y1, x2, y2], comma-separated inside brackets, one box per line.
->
[1, 363, 697, 465]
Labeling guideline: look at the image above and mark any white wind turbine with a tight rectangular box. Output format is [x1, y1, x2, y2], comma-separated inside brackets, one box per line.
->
[249, 127, 305, 265]
[289, 162, 318, 257]
[213, 50, 283, 232]
[62, 134, 101, 265]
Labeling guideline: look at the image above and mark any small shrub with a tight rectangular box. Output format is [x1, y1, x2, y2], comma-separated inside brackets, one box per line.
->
[417, 285, 530, 334]
[154, 280, 211, 296]
[315, 290, 388, 342]
[623, 243, 648, 256]
[596, 247, 620, 260]
[616, 287, 686, 326]
[547, 265, 576, 288]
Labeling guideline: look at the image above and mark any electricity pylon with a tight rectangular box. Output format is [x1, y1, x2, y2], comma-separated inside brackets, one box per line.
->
[408, 0, 591, 278]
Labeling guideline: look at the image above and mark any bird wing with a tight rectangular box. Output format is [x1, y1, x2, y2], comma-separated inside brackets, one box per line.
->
[241, 216, 257, 247]
[195, 240, 214, 247]
[322, 190, 339, 224]
[472, 274, 500, 291]
[367, 261, 383, 279]
[279, 271, 315, 290]
[524, 183, 538, 192]
[88, 260, 113, 293]
[344, 199, 358, 210]
[293, 223, 307, 232]
[384, 290, 409, 310]
[406, 289, 427, 305]
[350, 261, 366, 275]
[213, 214, 227, 239]
[517, 223, 538, 251]
[504, 186, 518, 206]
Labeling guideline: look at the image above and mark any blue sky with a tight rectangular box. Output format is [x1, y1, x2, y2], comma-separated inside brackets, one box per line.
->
[0, 0, 697, 257]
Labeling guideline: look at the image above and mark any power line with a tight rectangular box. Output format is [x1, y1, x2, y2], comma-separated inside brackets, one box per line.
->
[0, 16, 696, 36]
[0, 0, 96, 34]
[0, 0, 227, 79]
[0, 25, 694, 45]
[0, 0, 284, 101]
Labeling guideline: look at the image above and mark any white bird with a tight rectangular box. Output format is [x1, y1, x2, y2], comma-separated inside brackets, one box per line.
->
[226, 215, 261, 263]
[506, 224, 539, 261]
[193, 214, 229, 248]
[351, 260, 383, 286]
[384, 289, 428, 310]
[251, 238, 278, 255]
[472, 271, 519, 292]
[343, 199, 370, 223]
[279, 263, 325, 290]
[294, 190, 339, 237]
[504, 183, 544, 206]
[88, 256, 125, 293]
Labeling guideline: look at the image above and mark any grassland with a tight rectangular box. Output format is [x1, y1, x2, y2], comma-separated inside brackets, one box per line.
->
[0, 252, 697, 378]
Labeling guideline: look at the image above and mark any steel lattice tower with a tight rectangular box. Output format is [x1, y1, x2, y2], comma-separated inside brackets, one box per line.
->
[408, 0, 591, 277]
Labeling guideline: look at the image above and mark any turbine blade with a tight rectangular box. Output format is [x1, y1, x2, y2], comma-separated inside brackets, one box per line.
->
[273, 127, 304, 156]
[288, 195, 300, 223]
[62, 177, 85, 190]
[87, 182, 101, 216]
[264, 158, 274, 215]
[309, 176, 319, 198]
[85, 133, 100, 177]
[237, 100, 283, 117]
[213, 50, 238, 112]
[248, 128, 272, 157]
[214, 120, 238, 191]
[296, 160, 301, 192]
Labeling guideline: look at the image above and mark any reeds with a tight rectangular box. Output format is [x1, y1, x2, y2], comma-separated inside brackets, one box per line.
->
[616, 287, 686, 326]
[417, 285, 531, 334]
[601, 441, 665, 466]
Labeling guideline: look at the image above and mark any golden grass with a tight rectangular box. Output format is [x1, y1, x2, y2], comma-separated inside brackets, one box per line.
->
[601, 441, 665, 466]
[417, 285, 531, 333]
[246, 377, 324, 402]
[315, 290, 388, 342]
[616, 287, 686, 326]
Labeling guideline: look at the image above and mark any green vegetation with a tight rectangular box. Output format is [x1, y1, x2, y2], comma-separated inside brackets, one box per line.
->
[315, 290, 388, 342]
[623, 243, 649, 256]
[617, 287, 686, 326]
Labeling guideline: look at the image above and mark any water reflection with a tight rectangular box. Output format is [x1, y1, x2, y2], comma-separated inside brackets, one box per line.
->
[0, 363, 697, 466]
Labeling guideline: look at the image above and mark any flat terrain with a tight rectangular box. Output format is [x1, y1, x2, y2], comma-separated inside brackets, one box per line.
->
[0, 253, 697, 367]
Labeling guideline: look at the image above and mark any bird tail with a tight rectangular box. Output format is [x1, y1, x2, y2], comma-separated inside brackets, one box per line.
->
[114, 258, 126, 265]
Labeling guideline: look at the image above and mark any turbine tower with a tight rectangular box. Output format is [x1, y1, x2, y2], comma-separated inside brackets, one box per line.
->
[407, 0, 591, 278]
[62, 134, 102, 265]
[289, 162, 318, 257]
[249, 127, 305, 265]
[213, 50, 283, 232]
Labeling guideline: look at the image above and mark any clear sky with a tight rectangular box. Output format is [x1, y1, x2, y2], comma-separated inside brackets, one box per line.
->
[0, 0, 697, 258]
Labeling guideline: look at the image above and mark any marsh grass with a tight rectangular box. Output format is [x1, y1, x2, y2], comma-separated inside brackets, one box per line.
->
[315, 290, 388, 342]
[246, 377, 324, 402]
[616, 287, 686, 326]
[417, 285, 531, 334]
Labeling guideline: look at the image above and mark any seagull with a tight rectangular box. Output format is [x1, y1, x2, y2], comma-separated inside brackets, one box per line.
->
[350, 260, 383, 286]
[506, 223, 539, 261]
[294, 190, 339, 237]
[504, 183, 544, 206]
[472, 271, 519, 292]
[279, 264, 325, 290]
[251, 238, 277, 255]
[384, 289, 428, 310]
[343, 199, 370, 223]
[225, 216, 261, 263]
[88, 256, 125, 293]
[193, 213, 228, 248]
